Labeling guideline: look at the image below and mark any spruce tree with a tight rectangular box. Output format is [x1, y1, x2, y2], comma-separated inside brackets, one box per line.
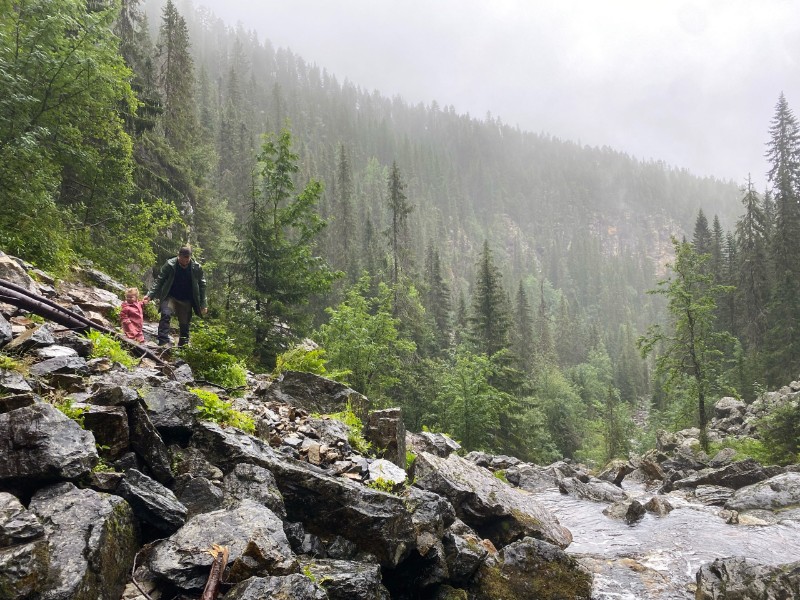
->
[468, 241, 511, 357]
[735, 178, 769, 349]
[764, 93, 800, 383]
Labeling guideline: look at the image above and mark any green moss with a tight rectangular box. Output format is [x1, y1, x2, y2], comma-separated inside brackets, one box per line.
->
[494, 469, 508, 483]
[327, 400, 371, 455]
[191, 388, 255, 434]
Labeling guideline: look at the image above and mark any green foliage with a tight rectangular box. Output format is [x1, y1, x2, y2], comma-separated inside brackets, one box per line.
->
[327, 401, 371, 455]
[177, 322, 247, 390]
[757, 401, 800, 465]
[231, 128, 339, 368]
[366, 477, 399, 494]
[638, 237, 735, 449]
[273, 345, 349, 381]
[317, 276, 415, 402]
[709, 437, 771, 464]
[191, 388, 255, 434]
[0, 353, 26, 373]
[405, 450, 417, 471]
[54, 398, 88, 428]
[493, 469, 508, 483]
[85, 331, 138, 369]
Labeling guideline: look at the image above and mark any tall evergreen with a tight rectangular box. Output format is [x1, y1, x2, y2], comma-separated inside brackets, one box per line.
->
[735, 178, 769, 349]
[424, 244, 452, 352]
[692, 209, 712, 257]
[468, 241, 511, 357]
[512, 281, 535, 374]
[765, 93, 800, 383]
[386, 160, 414, 287]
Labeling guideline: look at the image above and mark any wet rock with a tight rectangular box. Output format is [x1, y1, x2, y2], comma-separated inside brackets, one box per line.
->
[558, 476, 628, 503]
[714, 397, 746, 419]
[0, 403, 97, 484]
[0, 369, 32, 394]
[117, 469, 187, 534]
[192, 422, 417, 568]
[147, 499, 296, 591]
[29, 482, 138, 600]
[35, 345, 78, 360]
[300, 558, 389, 600]
[725, 472, 800, 512]
[225, 574, 328, 600]
[128, 401, 173, 485]
[695, 485, 735, 506]
[29, 355, 88, 377]
[469, 537, 592, 600]
[708, 446, 738, 468]
[404, 487, 456, 556]
[644, 495, 674, 516]
[442, 519, 490, 584]
[87, 383, 140, 407]
[5, 325, 55, 354]
[603, 499, 646, 524]
[261, 370, 369, 419]
[368, 458, 407, 486]
[0, 536, 49, 599]
[0, 314, 11, 347]
[0, 492, 44, 546]
[596, 459, 636, 486]
[175, 476, 223, 517]
[140, 381, 198, 437]
[696, 557, 800, 599]
[656, 429, 679, 453]
[82, 404, 129, 461]
[407, 431, 461, 457]
[0, 392, 38, 414]
[673, 458, 781, 491]
[222, 463, 286, 518]
[171, 445, 223, 480]
[504, 464, 557, 492]
[364, 408, 406, 469]
[0, 254, 37, 292]
[413, 451, 572, 549]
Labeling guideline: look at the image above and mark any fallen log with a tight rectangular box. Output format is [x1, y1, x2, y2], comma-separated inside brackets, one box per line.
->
[0, 277, 168, 366]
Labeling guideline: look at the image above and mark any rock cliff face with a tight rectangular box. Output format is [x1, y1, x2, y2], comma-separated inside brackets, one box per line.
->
[0, 254, 590, 599]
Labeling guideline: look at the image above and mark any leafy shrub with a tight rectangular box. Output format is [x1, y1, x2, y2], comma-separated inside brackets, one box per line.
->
[84, 331, 138, 368]
[405, 450, 417, 471]
[328, 401, 371, 455]
[274, 345, 350, 381]
[54, 398, 88, 428]
[709, 437, 771, 464]
[178, 322, 247, 390]
[191, 388, 255, 434]
[756, 401, 800, 465]
[366, 477, 398, 494]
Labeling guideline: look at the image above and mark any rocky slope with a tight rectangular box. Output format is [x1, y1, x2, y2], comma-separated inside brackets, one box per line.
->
[1, 251, 799, 599]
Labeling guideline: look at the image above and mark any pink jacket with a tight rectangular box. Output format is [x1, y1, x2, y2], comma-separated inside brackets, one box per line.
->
[120, 301, 145, 343]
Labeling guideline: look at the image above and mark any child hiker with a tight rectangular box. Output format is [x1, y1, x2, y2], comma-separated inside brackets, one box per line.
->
[120, 287, 146, 343]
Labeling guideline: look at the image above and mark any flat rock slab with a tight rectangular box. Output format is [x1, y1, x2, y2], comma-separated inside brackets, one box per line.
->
[726, 472, 800, 512]
[413, 451, 572, 550]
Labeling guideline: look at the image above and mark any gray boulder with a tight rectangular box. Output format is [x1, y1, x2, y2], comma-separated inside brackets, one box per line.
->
[262, 370, 369, 419]
[364, 408, 406, 470]
[0, 492, 45, 546]
[0, 314, 11, 347]
[726, 472, 800, 512]
[407, 431, 461, 458]
[300, 558, 389, 600]
[696, 557, 800, 599]
[28, 482, 138, 600]
[140, 381, 198, 437]
[225, 574, 328, 600]
[695, 485, 735, 506]
[469, 537, 593, 600]
[603, 499, 646, 524]
[558, 475, 628, 503]
[442, 519, 490, 584]
[222, 463, 286, 518]
[148, 499, 297, 591]
[128, 401, 173, 484]
[0, 403, 97, 484]
[82, 404, 129, 461]
[505, 464, 557, 492]
[175, 475, 224, 517]
[0, 369, 32, 394]
[117, 469, 187, 534]
[673, 458, 782, 491]
[192, 422, 417, 568]
[413, 451, 572, 549]
[5, 325, 55, 354]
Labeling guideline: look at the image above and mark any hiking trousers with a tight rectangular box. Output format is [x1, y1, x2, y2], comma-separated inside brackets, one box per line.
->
[158, 297, 193, 346]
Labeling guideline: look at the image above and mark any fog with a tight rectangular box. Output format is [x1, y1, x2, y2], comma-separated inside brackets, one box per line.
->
[191, 0, 800, 189]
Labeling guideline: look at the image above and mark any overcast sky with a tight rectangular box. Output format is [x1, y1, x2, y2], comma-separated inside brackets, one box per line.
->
[194, 0, 800, 190]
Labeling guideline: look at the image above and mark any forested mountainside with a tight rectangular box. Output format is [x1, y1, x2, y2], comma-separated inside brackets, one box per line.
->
[4, 0, 799, 466]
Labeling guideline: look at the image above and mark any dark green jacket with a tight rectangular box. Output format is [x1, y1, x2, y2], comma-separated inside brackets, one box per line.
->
[147, 257, 207, 316]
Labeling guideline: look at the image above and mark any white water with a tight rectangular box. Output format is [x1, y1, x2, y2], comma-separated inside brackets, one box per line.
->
[535, 484, 800, 599]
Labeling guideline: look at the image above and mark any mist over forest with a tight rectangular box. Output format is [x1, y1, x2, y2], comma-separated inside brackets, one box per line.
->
[2, 0, 799, 466]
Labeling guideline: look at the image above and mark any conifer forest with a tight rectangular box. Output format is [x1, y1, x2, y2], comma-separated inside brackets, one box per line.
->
[3, 0, 800, 467]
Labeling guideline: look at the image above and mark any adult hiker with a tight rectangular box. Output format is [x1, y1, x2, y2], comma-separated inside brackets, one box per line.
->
[143, 246, 207, 348]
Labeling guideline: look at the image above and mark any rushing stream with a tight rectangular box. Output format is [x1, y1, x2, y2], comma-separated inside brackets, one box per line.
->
[534, 483, 800, 599]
